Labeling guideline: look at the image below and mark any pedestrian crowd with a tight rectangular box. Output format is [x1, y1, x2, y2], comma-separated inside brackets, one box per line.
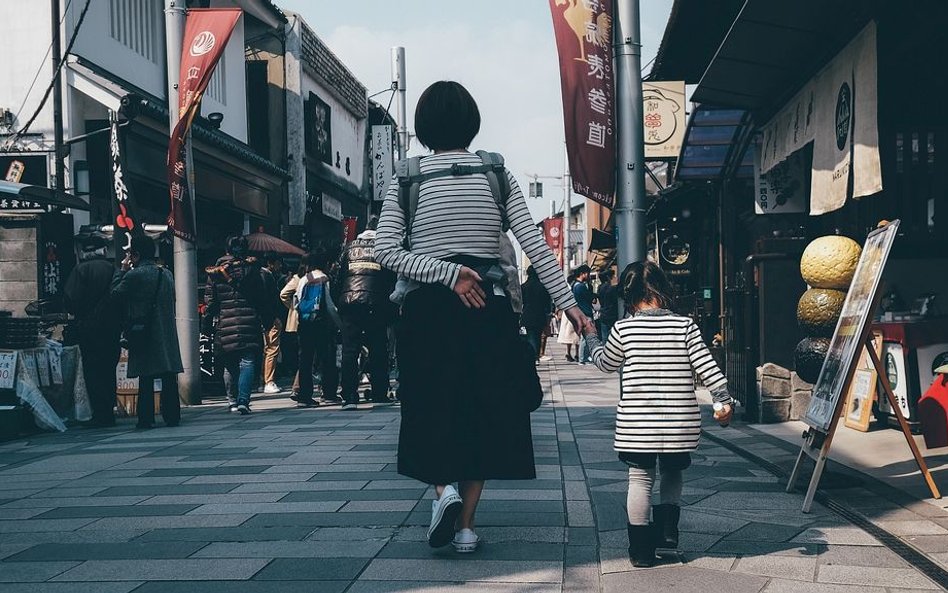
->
[61, 79, 732, 569]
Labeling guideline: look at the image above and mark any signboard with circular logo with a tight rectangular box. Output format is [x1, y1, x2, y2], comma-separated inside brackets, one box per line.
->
[835, 82, 852, 151]
[190, 31, 216, 57]
[660, 235, 690, 266]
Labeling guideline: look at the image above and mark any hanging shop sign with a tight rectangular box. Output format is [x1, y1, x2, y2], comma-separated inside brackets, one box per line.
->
[371, 125, 393, 202]
[549, 0, 616, 208]
[167, 8, 242, 242]
[542, 217, 564, 268]
[321, 194, 342, 221]
[109, 113, 140, 258]
[759, 21, 881, 216]
[754, 143, 810, 215]
[643, 81, 686, 159]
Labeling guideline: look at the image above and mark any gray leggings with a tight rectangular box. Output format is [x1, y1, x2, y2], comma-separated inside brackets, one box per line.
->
[626, 466, 683, 525]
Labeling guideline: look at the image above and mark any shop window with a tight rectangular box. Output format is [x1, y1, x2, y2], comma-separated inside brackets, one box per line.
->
[108, 0, 161, 64]
[304, 92, 333, 165]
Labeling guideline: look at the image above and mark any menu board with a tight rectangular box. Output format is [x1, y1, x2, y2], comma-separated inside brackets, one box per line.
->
[803, 221, 900, 431]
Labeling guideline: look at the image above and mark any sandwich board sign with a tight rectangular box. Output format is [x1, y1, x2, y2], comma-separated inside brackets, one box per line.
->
[787, 220, 941, 511]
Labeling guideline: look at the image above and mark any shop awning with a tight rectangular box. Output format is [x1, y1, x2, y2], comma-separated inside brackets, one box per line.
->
[675, 106, 753, 181]
[589, 228, 615, 252]
[647, 0, 746, 83]
[692, 0, 877, 115]
[0, 181, 90, 211]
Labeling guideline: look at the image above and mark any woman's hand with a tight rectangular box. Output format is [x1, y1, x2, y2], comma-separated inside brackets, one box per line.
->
[564, 306, 590, 335]
[454, 266, 487, 309]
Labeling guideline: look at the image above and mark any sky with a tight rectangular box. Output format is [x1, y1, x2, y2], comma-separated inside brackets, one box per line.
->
[279, 0, 675, 222]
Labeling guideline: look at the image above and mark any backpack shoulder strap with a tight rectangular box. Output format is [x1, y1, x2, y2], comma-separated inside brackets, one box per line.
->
[395, 156, 423, 232]
[476, 151, 511, 231]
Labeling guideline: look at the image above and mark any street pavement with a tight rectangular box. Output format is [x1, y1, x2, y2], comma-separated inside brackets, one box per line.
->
[0, 343, 943, 592]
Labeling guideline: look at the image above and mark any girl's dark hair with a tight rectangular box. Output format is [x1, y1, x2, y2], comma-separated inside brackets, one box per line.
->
[296, 248, 331, 277]
[414, 81, 481, 151]
[620, 260, 676, 311]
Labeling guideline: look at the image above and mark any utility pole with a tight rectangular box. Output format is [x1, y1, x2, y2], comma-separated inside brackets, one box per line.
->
[50, 0, 65, 197]
[165, 0, 201, 405]
[563, 145, 572, 272]
[613, 0, 648, 269]
[391, 47, 408, 159]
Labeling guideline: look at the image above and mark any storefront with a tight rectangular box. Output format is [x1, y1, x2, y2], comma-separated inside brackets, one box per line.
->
[652, 0, 948, 423]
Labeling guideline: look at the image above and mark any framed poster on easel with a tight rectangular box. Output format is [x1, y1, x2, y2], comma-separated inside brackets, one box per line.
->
[787, 220, 941, 512]
[844, 331, 883, 432]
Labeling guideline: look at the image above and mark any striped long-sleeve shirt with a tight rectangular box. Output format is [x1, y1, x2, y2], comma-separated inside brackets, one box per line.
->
[375, 152, 577, 311]
[584, 309, 733, 453]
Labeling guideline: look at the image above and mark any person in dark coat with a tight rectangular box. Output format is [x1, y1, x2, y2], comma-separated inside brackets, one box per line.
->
[520, 265, 552, 360]
[64, 240, 121, 427]
[572, 264, 595, 364]
[260, 252, 286, 394]
[110, 235, 182, 429]
[596, 269, 619, 339]
[204, 236, 266, 415]
[336, 216, 396, 408]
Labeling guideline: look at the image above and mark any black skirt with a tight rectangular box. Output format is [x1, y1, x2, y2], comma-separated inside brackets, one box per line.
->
[396, 281, 537, 485]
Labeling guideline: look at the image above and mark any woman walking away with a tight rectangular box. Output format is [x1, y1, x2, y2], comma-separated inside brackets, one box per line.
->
[376, 80, 589, 553]
[582, 261, 734, 567]
[280, 250, 339, 408]
[557, 272, 581, 362]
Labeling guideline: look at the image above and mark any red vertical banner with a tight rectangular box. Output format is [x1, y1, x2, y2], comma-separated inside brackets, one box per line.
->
[167, 8, 241, 242]
[542, 217, 565, 268]
[342, 217, 359, 243]
[549, 0, 616, 208]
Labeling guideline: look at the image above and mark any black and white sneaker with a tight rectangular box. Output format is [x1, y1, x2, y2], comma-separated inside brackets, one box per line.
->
[341, 402, 358, 411]
[237, 404, 251, 415]
[427, 485, 463, 548]
[229, 404, 239, 413]
[320, 395, 343, 406]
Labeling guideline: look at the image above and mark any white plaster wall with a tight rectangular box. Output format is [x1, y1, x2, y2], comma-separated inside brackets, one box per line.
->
[69, 0, 167, 102]
[301, 71, 366, 192]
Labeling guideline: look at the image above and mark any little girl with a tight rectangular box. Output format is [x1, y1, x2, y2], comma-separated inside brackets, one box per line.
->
[583, 261, 733, 567]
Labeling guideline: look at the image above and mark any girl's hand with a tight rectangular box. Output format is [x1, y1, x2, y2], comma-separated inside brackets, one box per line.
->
[454, 266, 486, 309]
[713, 403, 733, 426]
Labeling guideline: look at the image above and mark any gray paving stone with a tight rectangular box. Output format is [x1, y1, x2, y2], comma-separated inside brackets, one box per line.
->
[244, 511, 410, 528]
[281, 489, 425, 502]
[186, 473, 317, 484]
[193, 540, 385, 558]
[0, 529, 149, 544]
[307, 527, 397, 541]
[132, 583, 346, 593]
[734, 554, 817, 581]
[136, 525, 314, 542]
[404, 511, 564, 527]
[818, 544, 909, 568]
[762, 581, 886, 593]
[3, 495, 150, 508]
[0, 584, 143, 593]
[358, 558, 563, 583]
[479, 488, 562, 501]
[30, 487, 108, 498]
[0, 518, 97, 532]
[0, 543, 32, 559]
[231, 481, 368, 493]
[5, 541, 208, 561]
[723, 521, 804, 543]
[52, 558, 270, 581]
[0, 561, 81, 582]
[341, 501, 417, 512]
[187, 501, 344, 515]
[601, 565, 768, 593]
[817, 565, 937, 589]
[252, 558, 370, 580]
[36, 504, 199, 519]
[377, 541, 564, 561]
[82, 513, 252, 530]
[0, 507, 52, 519]
[791, 526, 880, 546]
[138, 493, 286, 505]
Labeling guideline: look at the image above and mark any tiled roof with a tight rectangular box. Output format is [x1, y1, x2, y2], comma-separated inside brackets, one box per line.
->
[299, 21, 368, 119]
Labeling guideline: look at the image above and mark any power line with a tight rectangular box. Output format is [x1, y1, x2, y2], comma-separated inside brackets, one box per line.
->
[2, 0, 92, 151]
[7, 0, 73, 133]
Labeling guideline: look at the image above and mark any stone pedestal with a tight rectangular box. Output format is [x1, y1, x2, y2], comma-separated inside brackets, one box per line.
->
[756, 363, 792, 423]
[790, 372, 815, 421]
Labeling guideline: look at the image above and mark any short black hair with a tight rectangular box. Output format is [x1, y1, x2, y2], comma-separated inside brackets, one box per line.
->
[621, 260, 676, 311]
[599, 269, 613, 283]
[414, 81, 481, 151]
[130, 235, 156, 260]
[367, 215, 379, 231]
[574, 264, 591, 277]
[297, 248, 332, 277]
